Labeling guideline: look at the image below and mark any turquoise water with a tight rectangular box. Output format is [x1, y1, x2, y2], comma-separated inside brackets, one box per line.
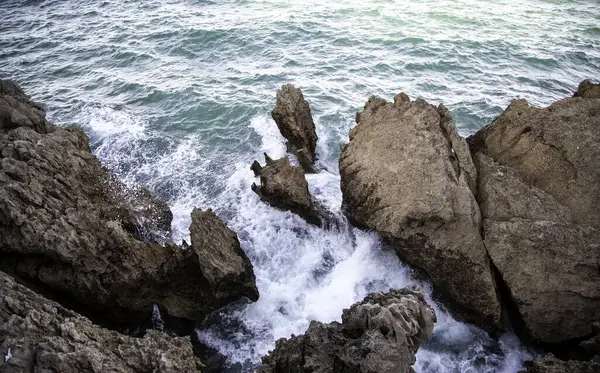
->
[2, 0, 599, 371]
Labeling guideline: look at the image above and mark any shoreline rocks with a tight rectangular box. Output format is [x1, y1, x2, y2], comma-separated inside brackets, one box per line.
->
[339, 94, 501, 329]
[251, 154, 332, 227]
[0, 270, 203, 373]
[0, 80, 258, 327]
[469, 86, 600, 345]
[260, 287, 436, 373]
[271, 84, 318, 172]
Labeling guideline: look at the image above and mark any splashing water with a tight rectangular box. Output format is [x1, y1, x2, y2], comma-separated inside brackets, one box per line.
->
[2, 0, 597, 371]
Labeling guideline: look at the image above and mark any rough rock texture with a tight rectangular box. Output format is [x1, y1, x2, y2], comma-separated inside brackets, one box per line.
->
[271, 84, 318, 172]
[523, 354, 600, 373]
[189, 208, 259, 300]
[0, 80, 258, 325]
[251, 154, 332, 227]
[469, 90, 600, 345]
[574, 79, 600, 99]
[261, 287, 436, 373]
[0, 270, 203, 373]
[339, 94, 500, 329]
[469, 96, 600, 227]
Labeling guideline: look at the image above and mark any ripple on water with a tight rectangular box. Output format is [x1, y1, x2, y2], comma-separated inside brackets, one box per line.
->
[1, 0, 598, 372]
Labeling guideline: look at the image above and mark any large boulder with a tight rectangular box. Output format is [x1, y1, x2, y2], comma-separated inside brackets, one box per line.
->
[574, 79, 600, 99]
[469, 95, 600, 227]
[0, 80, 258, 325]
[339, 94, 500, 329]
[261, 287, 436, 373]
[189, 208, 259, 301]
[251, 154, 332, 227]
[271, 85, 318, 172]
[0, 270, 203, 373]
[469, 89, 600, 345]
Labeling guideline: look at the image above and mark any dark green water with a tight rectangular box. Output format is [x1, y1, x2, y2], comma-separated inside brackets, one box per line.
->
[1, 0, 599, 371]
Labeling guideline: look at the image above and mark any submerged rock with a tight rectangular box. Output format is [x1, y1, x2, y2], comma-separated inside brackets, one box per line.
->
[0, 80, 258, 325]
[251, 154, 333, 227]
[339, 94, 500, 329]
[469, 88, 600, 345]
[0, 270, 203, 373]
[271, 84, 318, 172]
[261, 287, 436, 373]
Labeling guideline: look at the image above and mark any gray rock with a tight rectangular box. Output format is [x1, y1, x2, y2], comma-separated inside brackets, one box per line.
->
[271, 85, 318, 172]
[190, 208, 259, 300]
[574, 79, 600, 99]
[0, 270, 203, 373]
[523, 354, 600, 373]
[483, 218, 600, 344]
[251, 154, 333, 227]
[339, 94, 500, 329]
[0, 80, 258, 325]
[260, 287, 436, 373]
[470, 87, 600, 345]
[468, 95, 600, 227]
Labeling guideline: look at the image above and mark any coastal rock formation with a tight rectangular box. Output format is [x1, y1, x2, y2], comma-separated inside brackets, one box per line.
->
[0, 80, 258, 325]
[574, 79, 600, 99]
[251, 154, 332, 227]
[339, 94, 500, 328]
[271, 84, 318, 172]
[469, 90, 600, 344]
[261, 287, 436, 373]
[0, 270, 203, 373]
[189, 208, 259, 300]
[524, 354, 600, 373]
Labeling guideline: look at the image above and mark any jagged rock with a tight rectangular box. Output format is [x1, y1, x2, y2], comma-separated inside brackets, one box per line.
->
[523, 354, 600, 373]
[0, 270, 203, 373]
[271, 84, 318, 172]
[468, 94, 600, 227]
[0, 80, 258, 325]
[574, 79, 600, 99]
[251, 154, 333, 227]
[189, 208, 259, 301]
[339, 94, 500, 329]
[469, 88, 600, 345]
[261, 287, 436, 373]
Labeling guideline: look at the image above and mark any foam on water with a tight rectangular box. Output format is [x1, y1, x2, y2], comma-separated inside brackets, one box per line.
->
[2, 0, 595, 371]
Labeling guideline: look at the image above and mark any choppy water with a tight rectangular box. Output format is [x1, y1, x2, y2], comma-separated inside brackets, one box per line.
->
[2, 0, 599, 371]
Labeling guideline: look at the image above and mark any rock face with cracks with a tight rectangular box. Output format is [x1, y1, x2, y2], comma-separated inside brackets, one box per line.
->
[469, 86, 600, 345]
[261, 287, 436, 373]
[0, 270, 203, 373]
[339, 93, 500, 329]
[0, 80, 258, 325]
[271, 84, 318, 172]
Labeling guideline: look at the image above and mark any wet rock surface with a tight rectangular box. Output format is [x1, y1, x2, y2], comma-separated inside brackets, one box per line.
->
[0, 80, 258, 325]
[271, 84, 318, 172]
[339, 94, 500, 329]
[189, 208, 259, 301]
[523, 354, 600, 373]
[0, 270, 203, 373]
[251, 154, 333, 228]
[260, 287, 436, 373]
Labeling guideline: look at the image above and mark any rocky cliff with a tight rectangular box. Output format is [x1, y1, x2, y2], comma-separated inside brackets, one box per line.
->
[339, 94, 500, 329]
[0, 79, 258, 326]
[338, 80, 600, 370]
[0, 270, 203, 373]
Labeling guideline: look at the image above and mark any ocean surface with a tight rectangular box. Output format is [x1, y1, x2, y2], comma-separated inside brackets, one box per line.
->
[2, 0, 599, 371]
